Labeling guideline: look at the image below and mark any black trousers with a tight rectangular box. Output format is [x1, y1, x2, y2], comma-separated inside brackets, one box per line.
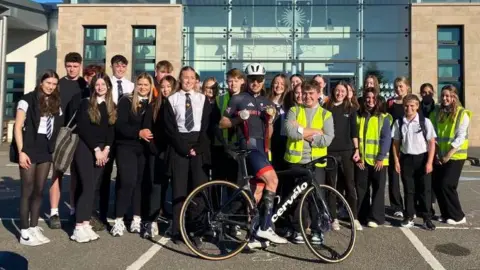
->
[74, 139, 105, 223]
[115, 145, 146, 218]
[289, 165, 326, 232]
[356, 164, 387, 224]
[95, 147, 115, 221]
[433, 159, 465, 221]
[171, 151, 208, 235]
[388, 149, 404, 212]
[400, 153, 432, 220]
[211, 145, 239, 184]
[143, 154, 169, 222]
[326, 150, 357, 219]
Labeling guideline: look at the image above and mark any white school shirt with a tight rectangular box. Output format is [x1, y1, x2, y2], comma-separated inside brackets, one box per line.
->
[167, 89, 206, 133]
[392, 113, 436, 155]
[111, 76, 134, 104]
[17, 100, 62, 134]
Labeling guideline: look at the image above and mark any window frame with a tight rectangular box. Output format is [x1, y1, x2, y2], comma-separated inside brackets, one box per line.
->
[4, 62, 26, 119]
[132, 26, 157, 78]
[83, 25, 107, 67]
[437, 25, 464, 104]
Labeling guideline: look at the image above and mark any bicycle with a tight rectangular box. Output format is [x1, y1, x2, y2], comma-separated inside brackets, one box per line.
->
[179, 148, 356, 263]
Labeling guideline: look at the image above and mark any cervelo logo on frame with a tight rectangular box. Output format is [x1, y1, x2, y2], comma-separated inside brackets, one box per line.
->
[271, 182, 308, 222]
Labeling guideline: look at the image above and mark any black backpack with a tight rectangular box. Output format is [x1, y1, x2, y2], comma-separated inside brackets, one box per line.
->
[398, 113, 428, 143]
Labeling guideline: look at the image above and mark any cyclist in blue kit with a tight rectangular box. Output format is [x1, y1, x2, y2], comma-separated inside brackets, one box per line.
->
[219, 63, 288, 245]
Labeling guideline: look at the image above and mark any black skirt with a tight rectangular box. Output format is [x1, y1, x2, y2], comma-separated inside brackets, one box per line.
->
[24, 133, 53, 164]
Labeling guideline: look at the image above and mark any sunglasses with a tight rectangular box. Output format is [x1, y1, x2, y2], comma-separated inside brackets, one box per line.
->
[247, 75, 265, 83]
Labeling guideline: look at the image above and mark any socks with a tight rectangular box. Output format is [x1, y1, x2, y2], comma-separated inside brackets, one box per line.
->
[259, 190, 276, 231]
[50, 208, 59, 217]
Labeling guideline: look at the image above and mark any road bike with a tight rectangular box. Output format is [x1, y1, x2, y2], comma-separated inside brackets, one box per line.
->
[179, 149, 356, 263]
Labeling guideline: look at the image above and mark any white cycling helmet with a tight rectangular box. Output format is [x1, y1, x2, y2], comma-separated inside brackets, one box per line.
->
[245, 63, 266, 76]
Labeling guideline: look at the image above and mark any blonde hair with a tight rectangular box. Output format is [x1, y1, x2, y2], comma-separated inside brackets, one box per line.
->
[131, 72, 154, 115]
[439, 85, 462, 122]
[394, 76, 412, 94]
[403, 94, 421, 106]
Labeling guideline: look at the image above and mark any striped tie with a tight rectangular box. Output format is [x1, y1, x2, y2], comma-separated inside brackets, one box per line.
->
[184, 93, 194, 131]
[46, 116, 53, 140]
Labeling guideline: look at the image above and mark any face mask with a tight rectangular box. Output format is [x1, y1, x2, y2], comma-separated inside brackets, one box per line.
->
[422, 94, 433, 104]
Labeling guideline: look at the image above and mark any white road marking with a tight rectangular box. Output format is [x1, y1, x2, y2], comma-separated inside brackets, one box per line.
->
[401, 228, 446, 270]
[126, 236, 170, 270]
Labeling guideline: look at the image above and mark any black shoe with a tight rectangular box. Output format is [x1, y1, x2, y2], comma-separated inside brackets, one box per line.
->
[171, 234, 184, 245]
[49, 215, 61, 229]
[423, 220, 436, 231]
[90, 216, 106, 231]
[401, 218, 414, 228]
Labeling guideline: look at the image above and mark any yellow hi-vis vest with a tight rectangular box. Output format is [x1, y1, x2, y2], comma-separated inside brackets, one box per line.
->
[430, 106, 471, 160]
[215, 93, 237, 146]
[357, 113, 392, 166]
[284, 105, 331, 168]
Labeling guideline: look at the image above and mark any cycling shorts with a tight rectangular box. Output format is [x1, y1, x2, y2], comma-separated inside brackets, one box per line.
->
[247, 148, 274, 182]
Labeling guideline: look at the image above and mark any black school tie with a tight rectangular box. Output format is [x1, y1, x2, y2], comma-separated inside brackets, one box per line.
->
[117, 80, 123, 98]
[185, 93, 194, 131]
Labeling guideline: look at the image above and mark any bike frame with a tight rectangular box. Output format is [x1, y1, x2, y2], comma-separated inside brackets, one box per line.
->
[213, 154, 336, 229]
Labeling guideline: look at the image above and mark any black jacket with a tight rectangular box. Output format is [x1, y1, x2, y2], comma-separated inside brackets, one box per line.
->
[115, 96, 149, 149]
[12, 90, 63, 159]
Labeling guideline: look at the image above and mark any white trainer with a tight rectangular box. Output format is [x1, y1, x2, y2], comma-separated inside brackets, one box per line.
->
[32, 227, 50, 244]
[85, 225, 100, 241]
[19, 228, 43, 246]
[71, 226, 91, 243]
[130, 217, 142, 233]
[256, 227, 288, 244]
[332, 219, 340, 231]
[446, 217, 466, 225]
[111, 219, 126, 237]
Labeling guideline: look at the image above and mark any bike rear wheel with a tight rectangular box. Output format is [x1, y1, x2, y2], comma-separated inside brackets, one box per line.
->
[298, 184, 356, 263]
[179, 180, 255, 261]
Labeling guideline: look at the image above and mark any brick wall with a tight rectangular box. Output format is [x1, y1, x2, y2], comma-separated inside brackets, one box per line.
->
[411, 3, 480, 146]
[56, 4, 183, 81]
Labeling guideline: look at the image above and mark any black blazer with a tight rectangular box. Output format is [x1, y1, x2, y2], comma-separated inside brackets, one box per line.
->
[11, 90, 63, 161]
[162, 96, 212, 174]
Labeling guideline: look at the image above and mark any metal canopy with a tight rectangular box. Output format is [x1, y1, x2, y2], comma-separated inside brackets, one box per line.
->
[0, 0, 49, 31]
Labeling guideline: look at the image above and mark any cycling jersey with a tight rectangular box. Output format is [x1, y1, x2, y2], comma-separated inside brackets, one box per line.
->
[224, 91, 275, 147]
[224, 91, 275, 178]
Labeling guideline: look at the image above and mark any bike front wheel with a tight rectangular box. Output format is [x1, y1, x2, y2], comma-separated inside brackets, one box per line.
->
[179, 180, 256, 261]
[298, 184, 356, 263]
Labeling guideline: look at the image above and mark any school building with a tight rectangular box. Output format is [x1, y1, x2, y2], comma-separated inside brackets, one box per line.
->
[0, 0, 479, 145]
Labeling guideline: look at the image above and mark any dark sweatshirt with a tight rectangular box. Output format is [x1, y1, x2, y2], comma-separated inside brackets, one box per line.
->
[325, 103, 358, 152]
[76, 99, 114, 151]
[115, 96, 149, 149]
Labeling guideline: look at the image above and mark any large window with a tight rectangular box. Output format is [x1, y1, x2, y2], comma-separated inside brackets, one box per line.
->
[181, 1, 411, 90]
[132, 26, 156, 77]
[83, 26, 107, 67]
[437, 26, 463, 103]
[4, 63, 25, 119]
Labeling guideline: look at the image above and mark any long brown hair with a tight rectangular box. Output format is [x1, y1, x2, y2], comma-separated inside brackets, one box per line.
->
[267, 74, 290, 105]
[37, 70, 61, 116]
[363, 74, 380, 94]
[324, 80, 354, 112]
[348, 82, 360, 110]
[152, 75, 177, 122]
[88, 73, 117, 125]
[359, 87, 383, 117]
[130, 72, 154, 115]
[438, 84, 462, 122]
